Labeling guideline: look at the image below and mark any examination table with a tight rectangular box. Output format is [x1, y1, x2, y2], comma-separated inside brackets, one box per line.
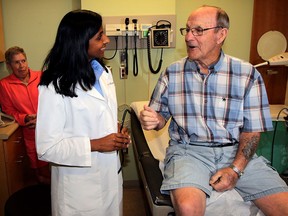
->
[130, 101, 264, 216]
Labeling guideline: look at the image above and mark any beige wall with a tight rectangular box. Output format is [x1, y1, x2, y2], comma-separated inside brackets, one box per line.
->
[2, 0, 284, 181]
[0, 0, 255, 100]
[0, 0, 81, 79]
[82, 0, 255, 106]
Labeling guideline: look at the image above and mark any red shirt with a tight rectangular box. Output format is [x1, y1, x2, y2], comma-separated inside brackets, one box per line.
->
[0, 69, 47, 168]
[0, 69, 41, 125]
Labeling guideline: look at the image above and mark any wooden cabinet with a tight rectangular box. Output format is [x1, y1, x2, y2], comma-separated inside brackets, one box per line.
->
[0, 126, 35, 215]
[3, 127, 28, 194]
[0, 1, 5, 62]
[249, 0, 288, 104]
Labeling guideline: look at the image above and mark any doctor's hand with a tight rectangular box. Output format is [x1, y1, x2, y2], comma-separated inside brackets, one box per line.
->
[118, 123, 130, 136]
[139, 105, 165, 130]
[209, 167, 239, 192]
[91, 132, 131, 152]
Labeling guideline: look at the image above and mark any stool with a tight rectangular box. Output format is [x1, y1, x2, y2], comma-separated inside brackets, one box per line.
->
[4, 184, 51, 216]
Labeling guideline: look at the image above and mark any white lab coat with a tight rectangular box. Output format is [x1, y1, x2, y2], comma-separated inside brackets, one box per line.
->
[36, 68, 123, 216]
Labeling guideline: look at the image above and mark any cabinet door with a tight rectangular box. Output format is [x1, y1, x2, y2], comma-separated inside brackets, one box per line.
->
[249, 0, 288, 104]
[3, 128, 27, 194]
[0, 154, 9, 216]
[259, 66, 288, 104]
[0, 1, 4, 62]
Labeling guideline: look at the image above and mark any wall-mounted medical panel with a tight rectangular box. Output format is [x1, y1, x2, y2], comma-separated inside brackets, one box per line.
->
[103, 15, 176, 50]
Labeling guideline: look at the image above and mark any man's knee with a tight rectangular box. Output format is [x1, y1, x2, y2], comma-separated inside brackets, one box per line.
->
[254, 191, 288, 216]
[170, 187, 206, 216]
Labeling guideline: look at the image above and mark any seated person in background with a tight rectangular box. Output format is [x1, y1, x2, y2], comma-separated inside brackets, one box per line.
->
[0, 46, 50, 184]
[139, 5, 288, 216]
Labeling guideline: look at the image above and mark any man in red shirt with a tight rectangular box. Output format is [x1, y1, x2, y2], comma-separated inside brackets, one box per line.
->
[0, 46, 50, 184]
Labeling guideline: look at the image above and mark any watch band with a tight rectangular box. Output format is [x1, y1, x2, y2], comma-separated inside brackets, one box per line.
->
[229, 164, 244, 178]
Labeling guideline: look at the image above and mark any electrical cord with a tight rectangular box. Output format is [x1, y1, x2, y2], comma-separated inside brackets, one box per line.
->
[118, 108, 131, 174]
[147, 28, 163, 74]
[156, 20, 171, 29]
[146, 19, 171, 74]
[103, 36, 118, 60]
[125, 18, 129, 76]
[120, 109, 131, 132]
[132, 19, 138, 76]
[270, 108, 288, 168]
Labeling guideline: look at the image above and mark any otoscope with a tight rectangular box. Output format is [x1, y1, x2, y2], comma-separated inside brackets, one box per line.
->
[125, 18, 129, 76]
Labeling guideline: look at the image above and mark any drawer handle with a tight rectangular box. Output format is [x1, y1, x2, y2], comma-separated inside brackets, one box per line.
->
[15, 155, 24, 163]
[266, 70, 278, 75]
[15, 160, 23, 163]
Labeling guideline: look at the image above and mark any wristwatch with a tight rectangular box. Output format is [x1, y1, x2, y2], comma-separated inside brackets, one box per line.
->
[229, 164, 244, 178]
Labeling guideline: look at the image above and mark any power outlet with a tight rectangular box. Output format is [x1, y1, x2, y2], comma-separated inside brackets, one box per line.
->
[119, 66, 127, 79]
[119, 51, 127, 79]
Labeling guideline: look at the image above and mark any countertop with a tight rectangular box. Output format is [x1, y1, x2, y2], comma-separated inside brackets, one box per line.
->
[270, 104, 288, 121]
[0, 123, 19, 140]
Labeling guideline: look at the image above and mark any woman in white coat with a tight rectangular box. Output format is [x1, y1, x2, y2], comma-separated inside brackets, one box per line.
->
[36, 10, 130, 216]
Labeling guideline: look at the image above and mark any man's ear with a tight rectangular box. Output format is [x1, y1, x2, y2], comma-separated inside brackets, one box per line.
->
[5, 62, 12, 73]
[217, 28, 228, 45]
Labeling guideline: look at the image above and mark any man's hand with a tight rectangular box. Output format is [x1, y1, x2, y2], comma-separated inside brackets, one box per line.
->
[209, 167, 239, 192]
[139, 105, 164, 130]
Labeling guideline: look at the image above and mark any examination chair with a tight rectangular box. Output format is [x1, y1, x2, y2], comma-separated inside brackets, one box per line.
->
[130, 105, 174, 216]
[130, 101, 264, 216]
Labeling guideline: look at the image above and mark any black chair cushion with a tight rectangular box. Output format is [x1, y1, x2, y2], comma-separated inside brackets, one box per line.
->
[5, 184, 51, 216]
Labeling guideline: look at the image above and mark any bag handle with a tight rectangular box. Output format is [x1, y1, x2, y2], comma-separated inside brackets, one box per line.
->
[0, 112, 15, 127]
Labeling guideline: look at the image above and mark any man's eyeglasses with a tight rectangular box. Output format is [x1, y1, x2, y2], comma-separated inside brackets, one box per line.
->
[179, 26, 223, 36]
